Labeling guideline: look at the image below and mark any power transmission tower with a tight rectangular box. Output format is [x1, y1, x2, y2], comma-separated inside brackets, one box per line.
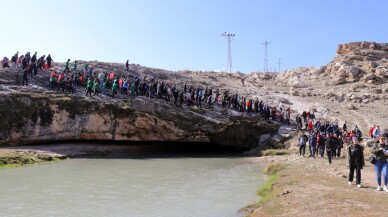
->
[261, 41, 270, 72]
[221, 32, 235, 73]
[277, 58, 282, 73]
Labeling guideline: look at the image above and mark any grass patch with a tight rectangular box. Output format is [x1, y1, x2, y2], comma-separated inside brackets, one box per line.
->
[0, 155, 60, 169]
[243, 162, 285, 212]
[261, 149, 289, 156]
[262, 162, 285, 175]
[257, 173, 279, 203]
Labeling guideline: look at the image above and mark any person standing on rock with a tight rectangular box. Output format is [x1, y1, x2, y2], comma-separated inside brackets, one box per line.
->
[56, 72, 65, 93]
[93, 78, 99, 96]
[299, 132, 308, 157]
[22, 67, 28, 86]
[73, 60, 78, 74]
[85, 77, 93, 97]
[112, 80, 118, 97]
[126, 60, 129, 72]
[49, 71, 56, 90]
[64, 59, 70, 74]
[68, 75, 74, 94]
[46, 54, 53, 68]
[370, 135, 388, 191]
[11, 51, 18, 70]
[348, 137, 365, 188]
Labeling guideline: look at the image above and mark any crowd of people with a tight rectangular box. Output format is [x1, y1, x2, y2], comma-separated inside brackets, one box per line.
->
[3, 51, 388, 192]
[2, 51, 294, 126]
[296, 114, 388, 191]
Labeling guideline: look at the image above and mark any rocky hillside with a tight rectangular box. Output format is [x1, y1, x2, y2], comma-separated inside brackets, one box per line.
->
[0, 41, 387, 147]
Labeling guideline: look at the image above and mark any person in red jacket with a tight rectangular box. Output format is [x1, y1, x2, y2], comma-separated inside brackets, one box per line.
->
[307, 120, 314, 133]
[369, 125, 376, 139]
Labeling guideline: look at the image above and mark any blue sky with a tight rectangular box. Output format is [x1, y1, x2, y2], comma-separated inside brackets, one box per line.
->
[0, 0, 387, 73]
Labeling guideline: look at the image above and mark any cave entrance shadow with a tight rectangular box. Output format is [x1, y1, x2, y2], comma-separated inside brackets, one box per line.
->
[2, 141, 252, 159]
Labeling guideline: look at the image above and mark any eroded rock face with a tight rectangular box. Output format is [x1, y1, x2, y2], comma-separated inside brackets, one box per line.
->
[0, 93, 278, 149]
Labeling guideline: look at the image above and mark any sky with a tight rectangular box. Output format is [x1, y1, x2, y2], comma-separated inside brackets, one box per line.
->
[0, 0, 387, 73]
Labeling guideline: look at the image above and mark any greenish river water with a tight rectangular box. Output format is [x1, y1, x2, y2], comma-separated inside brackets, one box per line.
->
[0, 157, 266, 217]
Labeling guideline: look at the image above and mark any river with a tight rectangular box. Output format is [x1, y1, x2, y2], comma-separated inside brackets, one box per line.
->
[0, 157, 266, 217]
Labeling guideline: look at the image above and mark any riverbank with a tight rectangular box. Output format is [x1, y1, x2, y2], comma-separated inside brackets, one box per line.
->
[0, 148, 65, 168]
[245, 148, 388, 217]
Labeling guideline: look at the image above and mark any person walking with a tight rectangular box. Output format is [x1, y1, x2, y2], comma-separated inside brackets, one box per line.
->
[317, 134, 326, 158]
[370, 135, 388, 191]
[348, 137, 365, 188]
[85, 77, 93, 97]
[309, 132, 317, 159]
[299, 132, 308, 157]
[325, 133, 335, 164]
[64, 59, 70, 73]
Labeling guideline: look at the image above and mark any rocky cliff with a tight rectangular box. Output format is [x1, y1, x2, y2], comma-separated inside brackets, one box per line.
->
[0, 89, 278, 149]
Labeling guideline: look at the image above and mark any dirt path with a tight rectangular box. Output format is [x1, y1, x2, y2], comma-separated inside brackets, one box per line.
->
[247, 149, 388, 217]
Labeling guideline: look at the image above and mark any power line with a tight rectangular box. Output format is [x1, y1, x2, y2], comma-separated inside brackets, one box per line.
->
[221, 32, 235, 73]
[277, 58, 282, 73]
[261, 41, 270, 72]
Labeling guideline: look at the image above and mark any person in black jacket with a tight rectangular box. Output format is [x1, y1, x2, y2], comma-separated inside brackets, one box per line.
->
[337, 135, 344, 157]
[348, 137, 365, 188]
[46, 54, 53, 68]
[325, 133, 335, 164]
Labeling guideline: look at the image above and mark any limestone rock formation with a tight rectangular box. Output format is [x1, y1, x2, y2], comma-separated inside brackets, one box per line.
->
[0, 92, 278, 149]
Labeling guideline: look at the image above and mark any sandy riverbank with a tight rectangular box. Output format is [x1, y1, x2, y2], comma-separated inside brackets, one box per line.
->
[246, 147, 388, 217]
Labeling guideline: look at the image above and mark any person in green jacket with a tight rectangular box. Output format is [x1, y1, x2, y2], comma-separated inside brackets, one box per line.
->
[86, 77, 93, 97]
[73, 60, 77, 74]
[83, 63, 89, 77]
[63, 59, 70, 73]
[370, 135, 388, 191]
[101, 81, 107, 96]
[112, 82, 118, 97]
[93, 79, 99, 96]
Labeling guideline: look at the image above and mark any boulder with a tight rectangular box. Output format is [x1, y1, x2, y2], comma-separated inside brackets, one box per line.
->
[363, 73, 375, 81]
[288, 78, 307, 88]
[373, 88, 383, 94]
[324, 92, 336, 99]
[278, 97, 293, 105]
[291, 90, 300, 96]
[259, 134, 270, 146]
[362, 99, 370, 104]
[348, 66, 360, 77]
[346, 103, 356, 110]
[369, 61, 379, 68]
[335, 94, 345, 103]
[277, 125, 295, 137]
[333, 77, 346, 85]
